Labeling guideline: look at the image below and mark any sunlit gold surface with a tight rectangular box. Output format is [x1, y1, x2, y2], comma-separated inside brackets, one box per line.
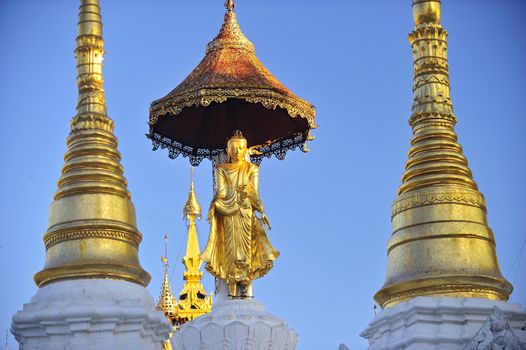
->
[413, 0, 441, 25]
[157, 250, 177, 349]
[175, 178, 212, 322]
[374, 0, 512, 309]
[149, 3, 315, 129]
[201, 132, 279, 297]
[157, 260, 178, 323]
[34, 0, 150, 287]
[183, 177, 202, 220]
[161, 339, 173, 350]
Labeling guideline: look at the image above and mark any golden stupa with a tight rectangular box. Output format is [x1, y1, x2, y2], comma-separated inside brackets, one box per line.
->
[176, 176, 212, 322]
[374, 0, 512, 308]
[157, 239, 178, 325]
[157, 236, 178, 350]
[33, 0, 150, 287]
[155, 177, 212, 348]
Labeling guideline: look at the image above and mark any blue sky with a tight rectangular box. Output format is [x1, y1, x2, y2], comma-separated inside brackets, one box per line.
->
[1, 1, 525, 349]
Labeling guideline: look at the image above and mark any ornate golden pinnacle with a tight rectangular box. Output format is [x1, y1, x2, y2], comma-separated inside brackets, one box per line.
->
[225, 0, 235, 11]
[33, 0, 150, 288]
[158, 265, 178, 324]
[183, 172, 202, 220]
[412, 0, 441, 25]
[73, 0, 112, 132]
[176, 178, 212, 323]
[374, 0, 512, 309]
[158, 235, 179, 326]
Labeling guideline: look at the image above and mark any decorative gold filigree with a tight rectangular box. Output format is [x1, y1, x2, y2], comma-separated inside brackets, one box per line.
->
[392, 188, 486, 217]
[149, 88, 315, 128]
[44, 228, 142, 249]
[379, 283, 510, 309]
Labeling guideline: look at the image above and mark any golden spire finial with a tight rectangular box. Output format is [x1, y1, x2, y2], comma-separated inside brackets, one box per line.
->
[374, 0, 511, 309]
[33, 0, 150, 288]
[73, 0, 112, 132]
[182, 173, 203, 274]
[225, 0, 235, 11]
[183, 167, 202, 220]
[175, 175, 212, 323]
[159, 234, 177, 349]
[412, 0, 441, 25]
[206, 0, 254, 54]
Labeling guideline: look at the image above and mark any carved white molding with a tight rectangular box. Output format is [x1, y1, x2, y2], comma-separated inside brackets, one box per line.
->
[12, 279, 171, 350]
[464, 306, 525, 350]
[172, 299, 298, 350]
[361, 297, 526, 350]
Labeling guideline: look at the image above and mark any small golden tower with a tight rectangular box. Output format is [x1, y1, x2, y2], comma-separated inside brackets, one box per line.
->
[33, 0, 149, 287]
[374, 0, 512, 309]
[157, 235, 179, 324]
[176, 172, 212, 323]
[157, 235, 178, 350]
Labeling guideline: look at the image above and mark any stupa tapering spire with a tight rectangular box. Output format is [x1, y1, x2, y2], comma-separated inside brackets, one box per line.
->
[225, 0, 235, 11]
[183, 173, 202, 273]
[33, 0, 150, 287]
[176, 174, 212, 323]
[374, 0, 512, 309]
[158, 262, 178, 321]
[157, 235, 178, 324]
[157, 235, 177, 350]
[73, 0, 112, 132]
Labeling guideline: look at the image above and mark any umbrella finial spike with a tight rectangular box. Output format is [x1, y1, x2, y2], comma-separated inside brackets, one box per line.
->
[225, 0, 235, 12]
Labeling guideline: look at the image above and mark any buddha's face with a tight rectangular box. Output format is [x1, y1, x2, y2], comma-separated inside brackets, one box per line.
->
[227, 138, 247, 162]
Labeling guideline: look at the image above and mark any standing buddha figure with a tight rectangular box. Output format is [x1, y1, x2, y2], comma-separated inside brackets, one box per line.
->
[201, 131, 279, 297]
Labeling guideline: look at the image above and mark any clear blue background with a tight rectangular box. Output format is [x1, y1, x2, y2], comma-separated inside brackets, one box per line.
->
[1, 1, 525, 349]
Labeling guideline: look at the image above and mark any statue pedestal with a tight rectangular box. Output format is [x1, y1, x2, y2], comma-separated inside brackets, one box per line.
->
[11, 279, 171, 350]
[172, 298, 298, 350]
[361, 297, 526, 350]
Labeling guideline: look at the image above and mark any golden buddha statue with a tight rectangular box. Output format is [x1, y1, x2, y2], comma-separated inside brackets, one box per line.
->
[201, 131, 279, 297]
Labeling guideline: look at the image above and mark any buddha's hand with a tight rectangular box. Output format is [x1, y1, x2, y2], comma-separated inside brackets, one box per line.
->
[261, 213, 272, 231]
[207, 206, 215, 224]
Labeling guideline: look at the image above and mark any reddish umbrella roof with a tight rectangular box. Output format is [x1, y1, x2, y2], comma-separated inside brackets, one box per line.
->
[149, 2, 316, 165]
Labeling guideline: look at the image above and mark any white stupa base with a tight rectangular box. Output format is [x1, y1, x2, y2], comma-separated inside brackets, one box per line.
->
[361, 297, 526, 350]
[11, 279, 172, 350]
[172, 298, 298, 350]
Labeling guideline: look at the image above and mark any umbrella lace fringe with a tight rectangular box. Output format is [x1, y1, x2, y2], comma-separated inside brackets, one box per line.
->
[149, 132, 310, 166]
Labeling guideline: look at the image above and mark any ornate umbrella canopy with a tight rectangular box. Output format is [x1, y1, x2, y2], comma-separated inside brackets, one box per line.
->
[149, 1, 316, 166]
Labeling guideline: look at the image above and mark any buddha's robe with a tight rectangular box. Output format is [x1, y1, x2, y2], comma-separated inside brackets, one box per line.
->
[201, 160, 279, 286]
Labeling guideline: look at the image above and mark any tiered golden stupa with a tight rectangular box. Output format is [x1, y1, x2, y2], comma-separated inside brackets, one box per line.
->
[156, 176, 212, 331]
[176, 176, 212, 322]
[157, 236, 179, 325]
[157, 236, 178, 350]
[33, 0, 150, 287]
[374, 0, 512, 309]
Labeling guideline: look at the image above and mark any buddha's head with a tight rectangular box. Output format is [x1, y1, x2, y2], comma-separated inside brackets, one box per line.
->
[226, 130, 248, 162]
